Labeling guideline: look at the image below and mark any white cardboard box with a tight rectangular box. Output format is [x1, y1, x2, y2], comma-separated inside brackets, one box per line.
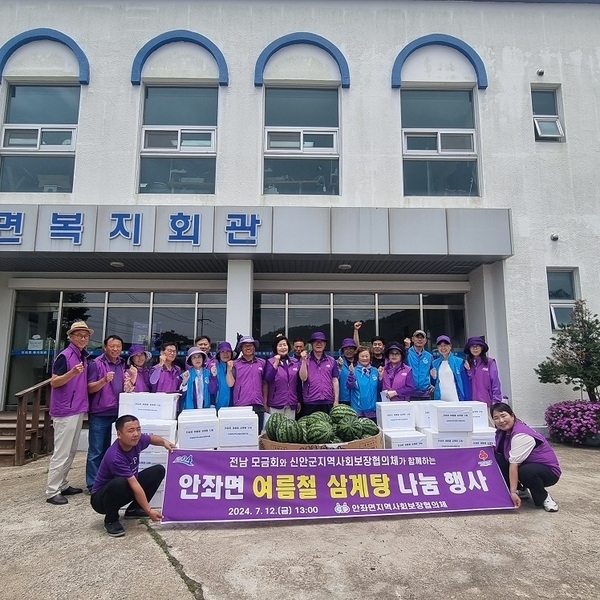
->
[447, 401, 490, 430]
[384, 430, 427, 449]
[469, 427, 497, 447]
[422, 427, 471, 448]
[218, 406, 255, 416]
[413, 401, 443, 429]
[177, 414, 219, 449]
[429, 404, 473, 433]
[139, 419, 177, 443]
[138, 451, 169, 470]
[178, 407, 216, 419]
[376, 401, 416, 430]
[118, 392, 179, 420]
[219, 414, 259, 447]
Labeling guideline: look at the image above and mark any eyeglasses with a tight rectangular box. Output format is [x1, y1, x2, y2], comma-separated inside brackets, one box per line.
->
[71, 333, 90, 339]
[164, 349, 177, 354]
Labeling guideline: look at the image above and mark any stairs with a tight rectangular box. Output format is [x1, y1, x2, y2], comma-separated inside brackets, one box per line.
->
[0, 412, 53, 466]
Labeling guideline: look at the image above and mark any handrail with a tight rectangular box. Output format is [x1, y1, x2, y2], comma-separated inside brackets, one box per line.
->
[14, 377, 53, 466]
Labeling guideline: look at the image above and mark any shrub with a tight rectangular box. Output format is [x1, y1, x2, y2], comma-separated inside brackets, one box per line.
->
[544, 400, 600, 444]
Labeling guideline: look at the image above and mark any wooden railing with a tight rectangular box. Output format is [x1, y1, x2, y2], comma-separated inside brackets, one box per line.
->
[14, 378, 53, 466]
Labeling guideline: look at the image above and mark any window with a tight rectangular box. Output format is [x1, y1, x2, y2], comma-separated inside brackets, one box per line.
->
[547, 269, 577, 328]
[532, 89, 564, 141]
[263, 88, 339, 195]
[139, 87, 217, 194]
[0, 85, 80, 192]
[401, 89, 478, 196]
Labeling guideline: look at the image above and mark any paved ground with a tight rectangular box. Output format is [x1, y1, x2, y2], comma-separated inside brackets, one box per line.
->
[1, 444, 598, 600]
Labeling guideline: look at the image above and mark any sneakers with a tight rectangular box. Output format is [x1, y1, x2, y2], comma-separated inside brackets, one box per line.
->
[104, 520, 125, 537]
[543, 494, 559, 512]
[124, 507, 148, 519]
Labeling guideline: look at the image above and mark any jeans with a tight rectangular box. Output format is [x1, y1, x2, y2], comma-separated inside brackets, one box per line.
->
[90, 464, 165, 523]
[86, 413, 116, 490]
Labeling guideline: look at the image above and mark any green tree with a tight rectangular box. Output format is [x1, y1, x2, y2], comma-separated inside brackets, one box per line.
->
[535, 300, 600, 401]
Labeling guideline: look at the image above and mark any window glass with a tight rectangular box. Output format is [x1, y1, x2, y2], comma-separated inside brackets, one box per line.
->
[143, 87, 217, 126]
[196, 308, 226, 347]
[424, 309, 465, 354]
[108, 292, 150, 304]
[403, 160, 478, 196]
[63, 292, 106, 304]
[0, 156, 74, 192]
[401, 90, 474, 129]
[6, 86, 80, 124]
[198, 293, 227, 305]
[139, 157, 216, 194]
[423, 294, 465, 306]
[265, 88, 338, 127]
[378, 309, 421, 345]
[289, 308, 330, 346]
[552, 306, 574, 328]
[152, 307, 195, 351]
[532, 91, 557, 115]
[379, 294, 420, 306]
[255, 293, 285, 305]
[289, 294, 330, 305]
[333, 309, 374, 350]
[264, 158, 338, 195]
[547, 271, 575, 300]
[253, 307, 285, 353]
[106, 306, 150, 350]
[153, 293, 195, 305]
[333, 294, 374, 306]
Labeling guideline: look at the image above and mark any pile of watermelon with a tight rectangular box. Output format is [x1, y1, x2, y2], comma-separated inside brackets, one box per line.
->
[264, 405, 379, 445]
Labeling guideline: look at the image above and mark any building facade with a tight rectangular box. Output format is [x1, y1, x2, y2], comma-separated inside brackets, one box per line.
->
[1, 0, 598, 428]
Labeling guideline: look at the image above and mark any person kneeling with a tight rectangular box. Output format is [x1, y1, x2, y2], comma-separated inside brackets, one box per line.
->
[90, 414, 175, 537]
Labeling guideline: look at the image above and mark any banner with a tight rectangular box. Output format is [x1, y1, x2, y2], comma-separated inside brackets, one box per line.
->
[161, 447, 513, 523]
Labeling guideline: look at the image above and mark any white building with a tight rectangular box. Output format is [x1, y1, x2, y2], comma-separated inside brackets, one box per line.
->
[1, 0, 597, 428]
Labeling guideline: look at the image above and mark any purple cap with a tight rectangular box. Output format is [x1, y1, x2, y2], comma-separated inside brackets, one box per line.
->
[384, 342, 405, 359]
[340, 337, 357, 350]
[186, 346, 207, 366]
[464, 336, 489, 354]
[217, 341, 234, 354]
[309, 331, 327, 343]
[236, 335, 260, 352]
[127, 344, 152, 365]
[436, 335, 452, 345]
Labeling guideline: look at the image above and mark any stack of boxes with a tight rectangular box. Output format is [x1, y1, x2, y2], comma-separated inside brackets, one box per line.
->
[379, 400, 496, 449]
[117, 392, 179, 507]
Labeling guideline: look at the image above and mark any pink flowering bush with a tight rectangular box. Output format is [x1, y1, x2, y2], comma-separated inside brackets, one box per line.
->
[545, 400, 600, 444]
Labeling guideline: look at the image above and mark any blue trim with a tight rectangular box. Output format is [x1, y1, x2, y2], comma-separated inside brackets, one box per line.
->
[131, 30, 228, 86]
[0, 28, 90, 85]
[254, 32, 350, 88]
[392, 34, 488, 90]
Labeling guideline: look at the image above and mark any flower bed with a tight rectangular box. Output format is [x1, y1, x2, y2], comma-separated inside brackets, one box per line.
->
[545, 400, 600, 445]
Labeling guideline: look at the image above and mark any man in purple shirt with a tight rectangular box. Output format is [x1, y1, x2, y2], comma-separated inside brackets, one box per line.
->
[45, 320, 92, 505]
[90, 414, 175, 537]
[227, 335, 267, 429]
[86, 334, 127, 491]
[149, 342, 182, 392]
[298, 331, 339, 417]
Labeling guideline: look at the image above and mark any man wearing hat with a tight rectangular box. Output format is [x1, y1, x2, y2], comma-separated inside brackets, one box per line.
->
[405, 330, 435, 398]
[430, 335, 470, 402]
[45, 320, 93, 505]
[124, 344, 152, 392]
[463, 336, 502, 407]
[179, 347, 218, 411]
[227, 335, 267, 429]
[298, 331, 339, 416]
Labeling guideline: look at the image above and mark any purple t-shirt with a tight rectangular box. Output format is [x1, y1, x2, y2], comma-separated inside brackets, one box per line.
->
[91, 433, 151, 494]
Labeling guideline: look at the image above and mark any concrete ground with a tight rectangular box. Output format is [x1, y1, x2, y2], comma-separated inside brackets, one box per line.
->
[0, 444, 598, 600]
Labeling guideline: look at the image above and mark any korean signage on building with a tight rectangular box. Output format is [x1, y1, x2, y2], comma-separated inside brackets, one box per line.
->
[161, 447, 513, 523]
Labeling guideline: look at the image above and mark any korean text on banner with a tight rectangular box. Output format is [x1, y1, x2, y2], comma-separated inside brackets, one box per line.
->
[161, 447, 513, 523]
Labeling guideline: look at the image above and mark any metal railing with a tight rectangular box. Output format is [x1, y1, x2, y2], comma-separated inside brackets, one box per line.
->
[14, 378, 53, 466]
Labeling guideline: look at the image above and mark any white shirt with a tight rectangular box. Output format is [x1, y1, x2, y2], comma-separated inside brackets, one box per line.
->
[439, 360, 459, 402]
[508, 433, 536, 464]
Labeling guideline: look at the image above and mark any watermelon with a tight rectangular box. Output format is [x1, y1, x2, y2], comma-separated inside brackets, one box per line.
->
[336, 416, 363, 442]
[265, 413, 287, 440]
[358, 417, 379, 437]
[309, 411, 332, 423]
[276, 418, 303, 443]
[305, 420, 334, 443]
[297, 417, 311, 442]
[329, 404, 358, 424]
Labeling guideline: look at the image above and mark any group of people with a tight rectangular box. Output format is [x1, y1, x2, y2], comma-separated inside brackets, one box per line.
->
[46, 318, 561, 539]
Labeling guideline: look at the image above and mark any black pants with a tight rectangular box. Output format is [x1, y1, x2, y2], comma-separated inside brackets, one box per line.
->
[495, 453, 559, 506]
[298, 402, 333, 418]
[251, 405, 266, 432]
[90, 464, 165, 523]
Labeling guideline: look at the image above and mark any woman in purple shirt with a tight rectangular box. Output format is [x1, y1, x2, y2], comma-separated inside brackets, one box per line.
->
[464, 337, 502, 407]
[381, 342, 415, 400]
[124, 344, 151, 392]
[264, 334, 302, 420]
